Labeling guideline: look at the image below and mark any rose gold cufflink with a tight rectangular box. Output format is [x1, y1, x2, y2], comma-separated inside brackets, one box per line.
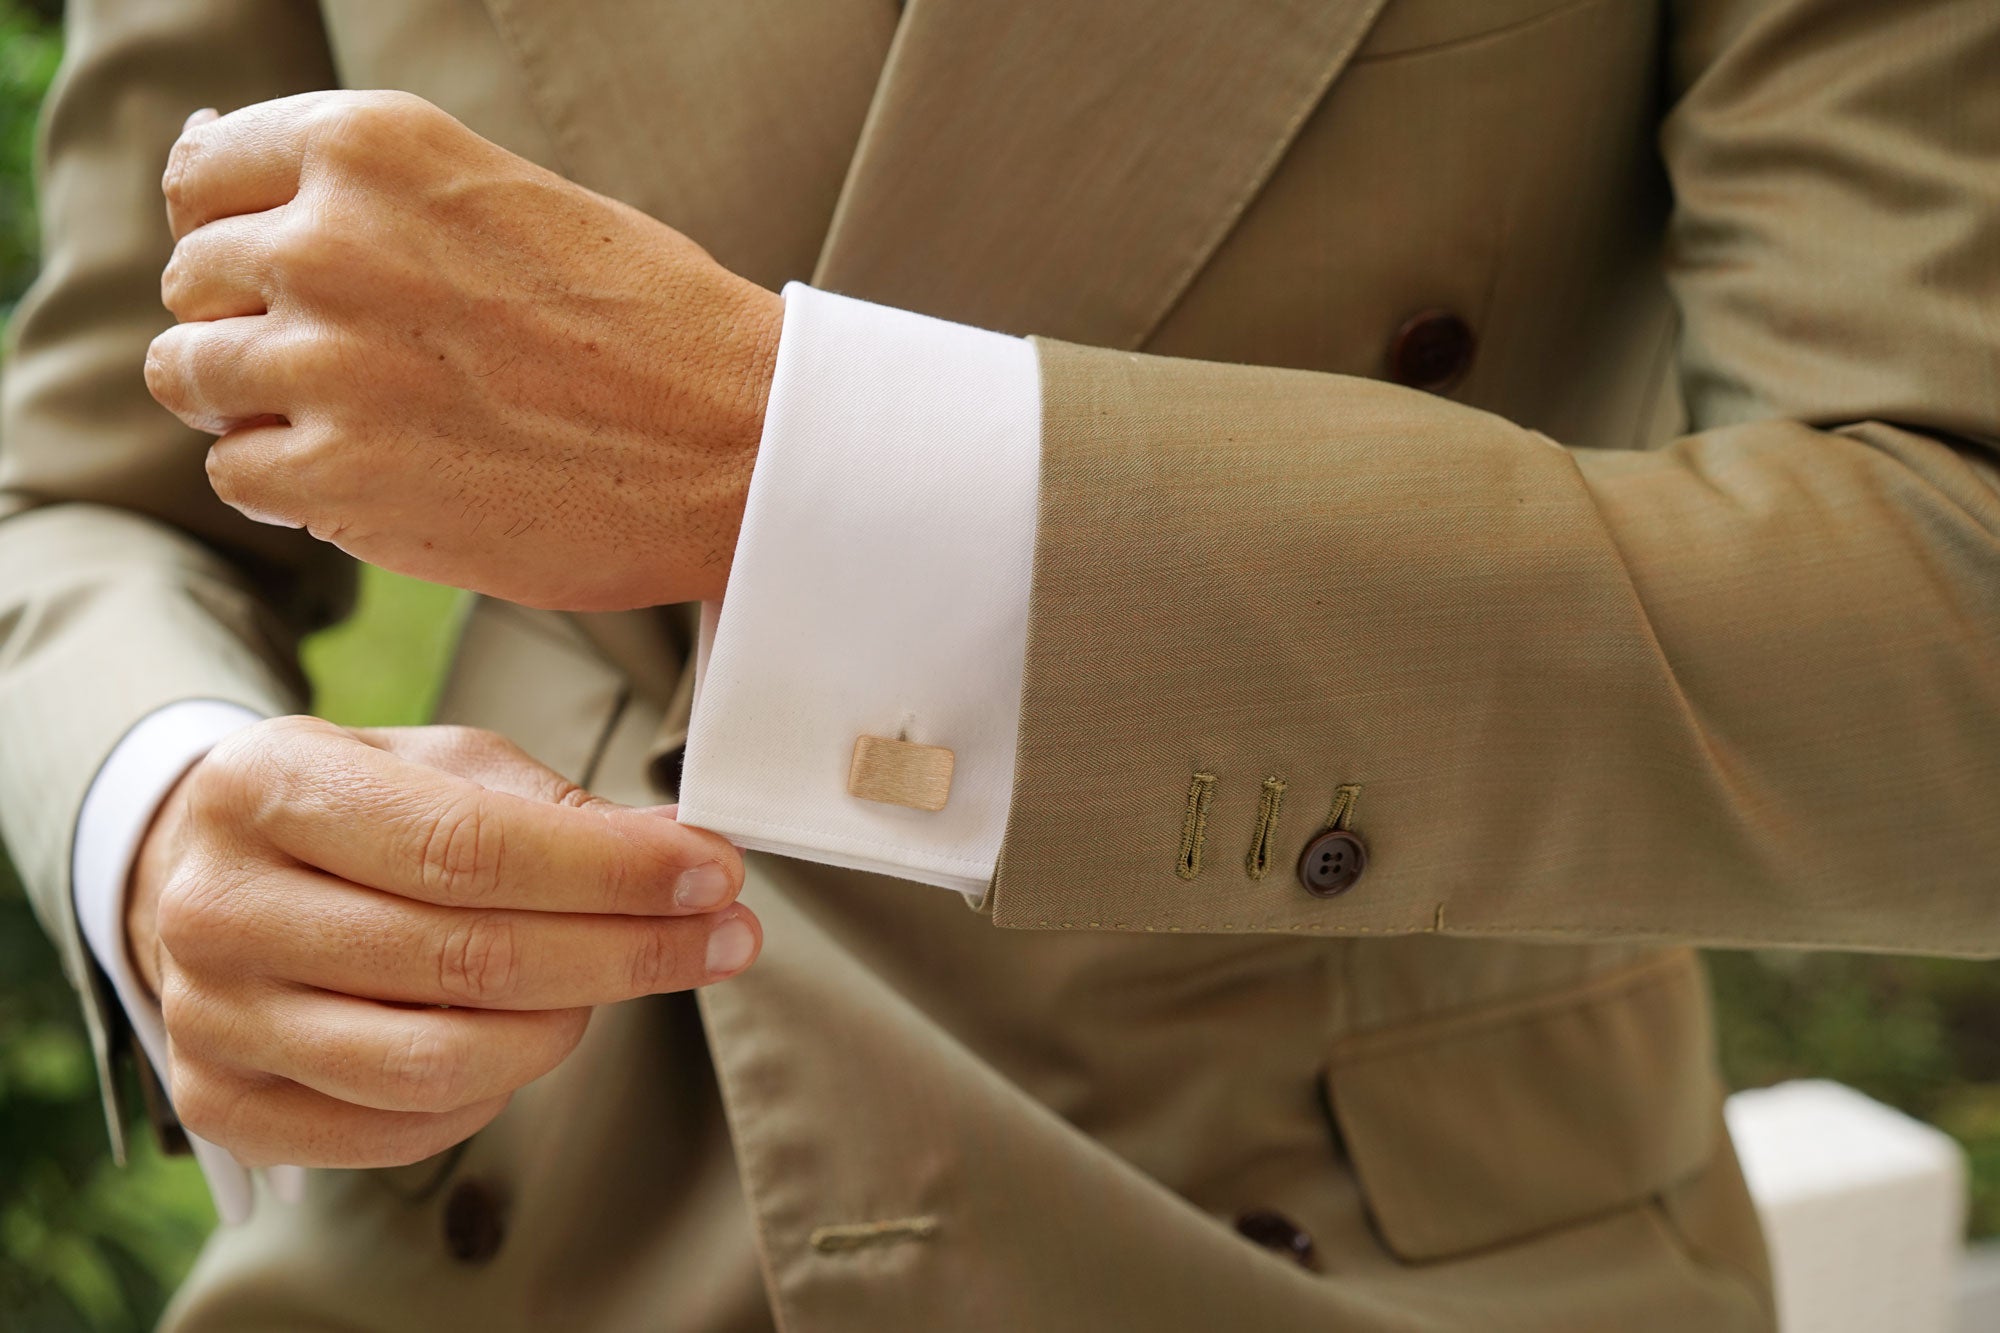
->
[848, 735, 955, 812]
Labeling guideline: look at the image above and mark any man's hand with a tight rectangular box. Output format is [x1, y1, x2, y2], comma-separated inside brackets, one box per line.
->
[126, 717, 760, 1170]
[145, 91, 782, 612]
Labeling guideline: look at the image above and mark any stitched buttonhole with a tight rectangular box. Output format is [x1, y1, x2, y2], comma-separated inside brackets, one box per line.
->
[1325, 783, 1362, 832]
[1177, 772, 1218, 880]
[810, 1216, 941, 1253]
[1245, 776, 1287, 880]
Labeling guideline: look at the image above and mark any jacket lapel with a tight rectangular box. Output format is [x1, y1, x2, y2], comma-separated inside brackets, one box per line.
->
[813, 0, 1394, 346]
[477, 0, 899, 289]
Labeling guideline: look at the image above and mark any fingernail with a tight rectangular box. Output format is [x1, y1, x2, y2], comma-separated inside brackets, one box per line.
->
[184, 107, 219, 131]
[675, 863, 732, 911]
[705, 918, 756, 976]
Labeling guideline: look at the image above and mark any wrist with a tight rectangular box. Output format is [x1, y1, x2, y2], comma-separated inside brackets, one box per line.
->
[726, 282, 783, 456]
[125, 766, 197, 1001]
[686, 279, 782, 602]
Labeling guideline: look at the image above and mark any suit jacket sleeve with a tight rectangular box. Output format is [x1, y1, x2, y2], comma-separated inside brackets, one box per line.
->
[988, 0, 2000, 954]
[0, 0, 344, 1153]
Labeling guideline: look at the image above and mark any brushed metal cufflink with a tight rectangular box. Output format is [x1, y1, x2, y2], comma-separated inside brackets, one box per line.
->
[848, 735, 955, 812]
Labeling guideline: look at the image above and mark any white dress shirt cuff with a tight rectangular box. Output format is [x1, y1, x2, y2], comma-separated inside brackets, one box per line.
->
[72, 699, 300, 1224]
[677, 284, 1042, 895]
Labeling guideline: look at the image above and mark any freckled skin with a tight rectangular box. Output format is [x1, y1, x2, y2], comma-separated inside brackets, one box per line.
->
[146, 90, 783, 612]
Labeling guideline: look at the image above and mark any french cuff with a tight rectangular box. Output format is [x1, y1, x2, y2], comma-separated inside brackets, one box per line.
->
[677, 284, 1042, 896]
[73, 699, 303, 1224]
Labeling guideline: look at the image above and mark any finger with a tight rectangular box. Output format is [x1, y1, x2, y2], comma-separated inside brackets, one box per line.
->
[163, 210, 276, 322]
[350, 726, 604, 807]
[204, 417, 318, 529]
[219, 865, 763, 1009]
[163, 93, 339, 241]
[168, 1049, 507, 1170]
[146, 316, 283, 434]
[260, 725, 744, 916]
[165, 977, 589, 1114]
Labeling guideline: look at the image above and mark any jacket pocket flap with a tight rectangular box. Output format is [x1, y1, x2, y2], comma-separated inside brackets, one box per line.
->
[1323, 951, 1719, 1263]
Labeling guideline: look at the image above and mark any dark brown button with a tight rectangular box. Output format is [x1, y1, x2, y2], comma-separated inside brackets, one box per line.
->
[1388, 309, 1475, 393]
[1235, 1210, 1316, 1268]
[442, 1180, 506, 1265]
[1298, 829, 1367, 897]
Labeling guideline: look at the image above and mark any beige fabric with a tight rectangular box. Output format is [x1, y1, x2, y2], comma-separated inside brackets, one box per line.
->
[8, 0, 1997, 1326]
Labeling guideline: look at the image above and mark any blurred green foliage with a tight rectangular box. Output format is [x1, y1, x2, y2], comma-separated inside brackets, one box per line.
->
[0, 16, 462, 1325]
[3, 3, 1999, 1331]
[0, 0, 56, 318]
[1, 559, 460, 1333]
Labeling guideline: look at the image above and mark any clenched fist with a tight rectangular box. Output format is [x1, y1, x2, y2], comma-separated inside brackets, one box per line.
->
[145, 91, 782, 611]
[126, 718, 760, 1170]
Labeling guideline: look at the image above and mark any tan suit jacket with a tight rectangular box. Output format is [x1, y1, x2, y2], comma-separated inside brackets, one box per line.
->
[4, 0, 1997, 1328]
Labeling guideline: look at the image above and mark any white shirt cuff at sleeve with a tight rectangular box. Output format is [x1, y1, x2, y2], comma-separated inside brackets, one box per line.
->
[72, 699, 302, 1224]
[676, 283, 1042, 895]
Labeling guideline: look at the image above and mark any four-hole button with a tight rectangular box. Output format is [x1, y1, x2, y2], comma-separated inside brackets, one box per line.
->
[1298, 829, 1367, 898]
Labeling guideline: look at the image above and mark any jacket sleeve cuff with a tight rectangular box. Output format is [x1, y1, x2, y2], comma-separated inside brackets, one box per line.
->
[676, 284, 1041, 895]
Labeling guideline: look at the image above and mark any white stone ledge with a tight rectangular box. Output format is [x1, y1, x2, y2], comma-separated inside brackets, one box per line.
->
[1727, 1080, 1968, 1333]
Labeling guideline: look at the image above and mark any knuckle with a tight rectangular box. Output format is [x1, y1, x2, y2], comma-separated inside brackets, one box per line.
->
[167, 1066, 213, 1132]
[199, 727, 280, 819]
[594, 834, 643, 915]
[380, 1094, 507, 1170]
[212, 442, 306, 528]
[312, 92, 431, 163]
[543, 1008, 591, 1065]
[154, 866, 235, 962]
[266, 211, 344, 294]
[260, 713, 339, 744]
[421, 798, 505, 906]
[626, 921, 683, 995]
[262, 218, 313, 290]
[367, 89, 435, 123]
[177, 757, 239, 837]
[303, 513, 354, 546]
[159, 246, 192, 314]
[156, 973, 203, 1043]
[418, 725, 510, 778]
[203, 443, 249, 507]
[171, 1067, 246, 1146]
[443, 725, 506, 758]
[157, 976, 243, 1062]
[200, 717, 332, 839]
[310, 102, 379, 160]
[379, 1026, 463, 1110]
[279, 328, 362, 405]
[161, 132, 202, 213]
[143, 332, 186, 409]
[437, 912, 519, 1005]
[424, 725, 487, 766]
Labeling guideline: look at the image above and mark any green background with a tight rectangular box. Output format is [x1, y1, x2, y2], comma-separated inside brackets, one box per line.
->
[2, 4, 1997, 1328]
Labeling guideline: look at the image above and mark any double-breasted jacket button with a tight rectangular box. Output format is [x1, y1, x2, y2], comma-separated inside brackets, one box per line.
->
[1235, 1209, 1317, 1268]
[1298, 829, 1367, 898]
[443, 1179, 507, 1265]
[1388, 309, 1476, 393]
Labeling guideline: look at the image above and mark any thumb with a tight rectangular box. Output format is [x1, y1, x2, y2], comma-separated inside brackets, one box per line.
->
[352, 724, 624, 809]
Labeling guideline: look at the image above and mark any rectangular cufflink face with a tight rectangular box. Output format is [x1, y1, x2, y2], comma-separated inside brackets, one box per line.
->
[848, 735, 955, 812]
